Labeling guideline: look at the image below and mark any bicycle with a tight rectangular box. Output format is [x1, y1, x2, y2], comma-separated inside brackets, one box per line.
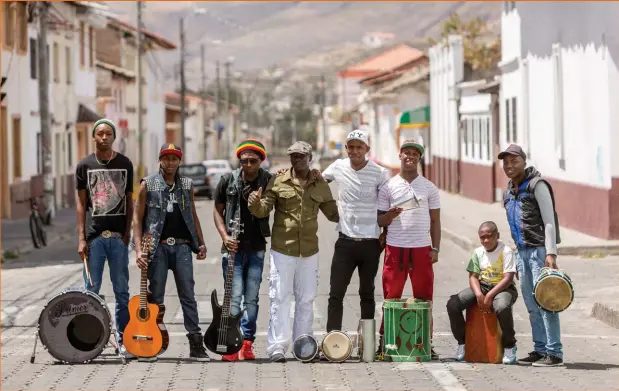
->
[17, 196, 48, 249]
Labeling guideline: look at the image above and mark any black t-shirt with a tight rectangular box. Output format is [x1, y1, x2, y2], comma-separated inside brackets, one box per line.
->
[160, 182, 193, 241]
[215, 174, 266, 252]
[76, 152, 134, 241]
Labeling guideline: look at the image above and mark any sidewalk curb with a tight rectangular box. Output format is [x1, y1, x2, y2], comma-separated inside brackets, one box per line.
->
[3, 223, 76, 257]
[591, 302, 619, 330]
[442, 228, 619, 256]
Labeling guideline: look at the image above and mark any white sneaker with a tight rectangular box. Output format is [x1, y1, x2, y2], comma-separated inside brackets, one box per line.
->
[455, 344, 465, 361]
[119, 344, 137, 359]
[502, 346, 517, 365]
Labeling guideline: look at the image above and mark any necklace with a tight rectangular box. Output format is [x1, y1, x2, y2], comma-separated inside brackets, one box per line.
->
[95, 151, 116, 166]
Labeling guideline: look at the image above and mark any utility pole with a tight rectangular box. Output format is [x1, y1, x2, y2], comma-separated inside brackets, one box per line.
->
[179, 17, 186, 153]
[136, 1, 144, 179]
[38, 2, 55, 219]
[200, 44, 207, 160]
[320, 73, 328, 155]
[215, 60, 221, 158]
[224, 60, 231, 159]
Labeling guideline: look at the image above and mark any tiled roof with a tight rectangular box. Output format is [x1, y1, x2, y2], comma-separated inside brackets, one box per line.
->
[339, 44, 425, 78]
[109, 19, 177, 50]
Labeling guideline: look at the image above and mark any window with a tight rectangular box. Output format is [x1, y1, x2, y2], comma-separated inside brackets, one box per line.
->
[65, 46, 72, 84]
[12, 116, 21, 179]
[16, 2, 26, 52]
[53, 43, 59, 82]
[485, 118, 492, 161]
[79, 21, 85, 67]
[511, 97, 517, 143]
[4, 2, 14, 49]
[88, 26, 94, 67]
[67, 132, 73, 168]
[505, 99, 511, 141]
[30, 38, 37, 79]
[462, 115, 492, 163]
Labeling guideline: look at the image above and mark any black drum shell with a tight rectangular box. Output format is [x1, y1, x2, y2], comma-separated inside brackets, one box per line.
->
[38, 288, 112, 363]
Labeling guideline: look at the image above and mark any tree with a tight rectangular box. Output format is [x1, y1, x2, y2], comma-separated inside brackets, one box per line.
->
[428, 12, 501, 72]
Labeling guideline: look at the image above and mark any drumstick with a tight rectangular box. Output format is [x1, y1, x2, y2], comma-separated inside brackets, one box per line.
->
[83, 254, 93, 287]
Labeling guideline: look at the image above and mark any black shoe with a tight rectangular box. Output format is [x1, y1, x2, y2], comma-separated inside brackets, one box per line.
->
[188, 334, 210, 362]
[517, 351, 544, 365]
[532, 355, 563, 367]
[270, 352, 286, 363]
[431, 348, 439, 361]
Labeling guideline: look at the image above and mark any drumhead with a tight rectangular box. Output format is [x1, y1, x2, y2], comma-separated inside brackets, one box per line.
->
[534, 275, 574, 312]
[322, 331, 351, 362]
[292, 334, 319, 362]
[38, 288, 112, 363]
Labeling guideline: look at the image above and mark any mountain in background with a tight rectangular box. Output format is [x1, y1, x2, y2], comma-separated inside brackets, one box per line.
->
[105, 1, 501, 91]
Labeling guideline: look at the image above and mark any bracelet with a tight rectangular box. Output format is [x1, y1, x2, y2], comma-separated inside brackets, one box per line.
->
[431, 247, 439, 253]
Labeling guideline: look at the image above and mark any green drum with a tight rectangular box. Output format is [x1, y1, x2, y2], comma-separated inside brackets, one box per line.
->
[382, 298, 432, 362]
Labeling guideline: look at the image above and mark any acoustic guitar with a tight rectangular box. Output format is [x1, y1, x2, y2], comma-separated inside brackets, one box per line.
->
[123, 234, 170, 358]
[204, 216, 244, 355]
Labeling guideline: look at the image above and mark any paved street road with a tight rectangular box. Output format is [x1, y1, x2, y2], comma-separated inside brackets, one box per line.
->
[2, 198, 619, 391]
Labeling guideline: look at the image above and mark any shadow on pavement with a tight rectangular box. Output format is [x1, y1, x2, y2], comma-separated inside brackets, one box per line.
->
[565, 362, 619, 370]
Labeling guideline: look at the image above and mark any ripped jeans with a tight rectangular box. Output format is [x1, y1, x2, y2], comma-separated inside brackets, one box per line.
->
[222, 250, 265, 342]
[266, 249, 319, 357]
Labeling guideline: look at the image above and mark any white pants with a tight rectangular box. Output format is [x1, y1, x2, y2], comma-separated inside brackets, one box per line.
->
[266, 249, 319, 357]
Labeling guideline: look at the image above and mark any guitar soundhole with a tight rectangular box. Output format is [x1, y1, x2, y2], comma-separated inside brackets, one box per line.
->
[138, 308, 150, 320]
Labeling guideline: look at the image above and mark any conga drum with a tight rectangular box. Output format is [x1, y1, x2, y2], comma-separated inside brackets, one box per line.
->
[382, 298, 432, 362]
[534, 267, 574, 313]
[464, 303, 503, 363]
[292, 334, 319, 362]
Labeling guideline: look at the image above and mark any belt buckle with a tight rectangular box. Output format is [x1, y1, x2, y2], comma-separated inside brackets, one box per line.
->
[102, 230, 112, 239]
[166, 237, 176, 246]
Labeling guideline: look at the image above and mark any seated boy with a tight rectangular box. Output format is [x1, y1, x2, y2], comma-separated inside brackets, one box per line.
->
[446, 221, 519, 364]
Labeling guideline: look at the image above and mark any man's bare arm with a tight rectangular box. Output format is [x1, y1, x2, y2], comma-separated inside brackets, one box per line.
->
[213, 203, 228, 240]
[76, 190, 88, 241]
[190, 190, 205, 247]
[132, 182, 147, 251]
[429, 208, 441, 250]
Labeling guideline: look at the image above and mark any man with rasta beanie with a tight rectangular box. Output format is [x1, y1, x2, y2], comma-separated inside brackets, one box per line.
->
[213, 138, 273, 361]
[76, 118, 134, 358]
[133, 143, 209, 361]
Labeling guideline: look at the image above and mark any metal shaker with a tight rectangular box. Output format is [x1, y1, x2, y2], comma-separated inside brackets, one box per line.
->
[358, 319, 376, 362]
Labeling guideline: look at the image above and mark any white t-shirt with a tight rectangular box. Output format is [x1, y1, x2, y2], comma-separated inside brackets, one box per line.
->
[322, 158, 390, 239]
[466, 241, 516, 286]
[377, 174, 440, 248]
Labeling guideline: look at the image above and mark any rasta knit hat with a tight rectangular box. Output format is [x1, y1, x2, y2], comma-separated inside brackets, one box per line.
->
[92, 119, 117, 138]
[236, 139, 266, 161]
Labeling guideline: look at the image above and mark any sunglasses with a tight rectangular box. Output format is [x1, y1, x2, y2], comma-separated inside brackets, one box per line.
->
[240, 158, 259, 165]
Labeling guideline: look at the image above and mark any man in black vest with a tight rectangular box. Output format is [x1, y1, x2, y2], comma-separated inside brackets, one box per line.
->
[213, 139, 273, 361]
[499, 144, 563, 367]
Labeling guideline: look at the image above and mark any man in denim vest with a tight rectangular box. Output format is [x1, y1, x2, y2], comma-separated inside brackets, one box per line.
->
[213, 139, 273, 361]
[133, 143, 209, 362]
[499, 144, 563, 367]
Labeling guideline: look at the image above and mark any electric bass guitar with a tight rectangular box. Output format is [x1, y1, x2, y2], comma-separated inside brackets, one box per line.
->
[123, 234, 170, 358]
[204, 216, 244, 355]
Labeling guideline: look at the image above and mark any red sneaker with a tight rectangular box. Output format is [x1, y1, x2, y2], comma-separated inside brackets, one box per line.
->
[221, 352, 239, 361]
[239, 340, 256, 360]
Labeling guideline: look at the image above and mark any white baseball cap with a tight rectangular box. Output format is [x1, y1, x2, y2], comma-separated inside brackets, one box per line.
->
[345, 129, 369, 146]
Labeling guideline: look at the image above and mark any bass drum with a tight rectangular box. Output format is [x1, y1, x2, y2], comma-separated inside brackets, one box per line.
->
[38, 288, 112, 363]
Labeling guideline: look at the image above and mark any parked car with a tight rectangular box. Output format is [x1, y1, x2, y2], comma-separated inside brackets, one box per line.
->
[179, 163, 213, 199]
[202, 159, 233, 195]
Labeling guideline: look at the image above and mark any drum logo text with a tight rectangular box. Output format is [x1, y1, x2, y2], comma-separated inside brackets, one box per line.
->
[48, 299, 90, 327]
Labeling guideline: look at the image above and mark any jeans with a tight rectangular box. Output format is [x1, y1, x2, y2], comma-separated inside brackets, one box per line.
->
[327, 236, 381, 332]
[221, 250, 265, 342]
[446, 285, 518, 349]
[148, 243, 201, 336]
[84, 236, 130, 344]
[517, 247, 563, 359]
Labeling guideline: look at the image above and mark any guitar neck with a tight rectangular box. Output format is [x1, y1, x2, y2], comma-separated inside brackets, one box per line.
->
[139, 267, 148, 309]
[221, 251, 236, 315]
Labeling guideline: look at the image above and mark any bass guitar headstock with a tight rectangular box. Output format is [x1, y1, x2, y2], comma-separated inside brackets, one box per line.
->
[229, 217, 244, 242]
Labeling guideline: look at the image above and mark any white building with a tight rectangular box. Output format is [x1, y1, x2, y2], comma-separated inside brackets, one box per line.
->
[500, 1, 619, 239]
[1, 1, 104, 219]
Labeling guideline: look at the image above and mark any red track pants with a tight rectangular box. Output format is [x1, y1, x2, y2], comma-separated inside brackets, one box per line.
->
[379, 245, 434, 336]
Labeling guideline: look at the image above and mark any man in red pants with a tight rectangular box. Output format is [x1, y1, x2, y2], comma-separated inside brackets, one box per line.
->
[376, 139, 441, 360]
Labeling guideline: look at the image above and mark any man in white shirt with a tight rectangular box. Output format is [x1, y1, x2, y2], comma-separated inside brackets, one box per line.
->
[377, 139, 441, 360]
[322, 129, 390, 333]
